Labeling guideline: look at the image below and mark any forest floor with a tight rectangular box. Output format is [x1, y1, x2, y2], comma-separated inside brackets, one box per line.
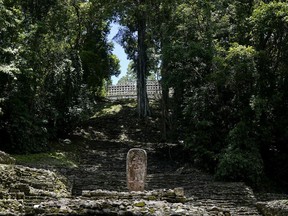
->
[14, 99, 288, 215]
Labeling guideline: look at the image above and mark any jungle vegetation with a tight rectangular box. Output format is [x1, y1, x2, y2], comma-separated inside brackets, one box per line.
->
[1, 0, 288, 190]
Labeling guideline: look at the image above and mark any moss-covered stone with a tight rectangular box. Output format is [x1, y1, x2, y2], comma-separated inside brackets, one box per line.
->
[147, 195, 157, 201]
[0, 163, 70, 212]
[134, 201, 146, 207]
[13, 152, 78, 168]
[0, 151, 15, 165]
[257, 200, 288, 216]
[0, 199, 24, 214]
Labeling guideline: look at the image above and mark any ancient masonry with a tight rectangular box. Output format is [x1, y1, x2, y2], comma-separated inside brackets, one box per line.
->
[107, 81, 161, 99]
[1, 139, 288, 216]
[0, 150, 211, 215]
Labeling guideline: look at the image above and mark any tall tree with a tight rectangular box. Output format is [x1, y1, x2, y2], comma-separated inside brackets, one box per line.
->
[250, 1, 288, 186]
[136, 0, 150, 118]
[79, 1, 120, 98]
[114, 0, 152, 118]
[149, 0, 180, 140]
[0, 0, 120, 153]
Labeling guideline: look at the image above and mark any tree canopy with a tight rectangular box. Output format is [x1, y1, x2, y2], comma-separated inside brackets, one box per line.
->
[0, 0, 119, 153]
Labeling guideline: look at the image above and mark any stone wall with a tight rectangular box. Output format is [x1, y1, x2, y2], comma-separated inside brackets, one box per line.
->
[0, 163, 69, 215]
[1, 151, 287, 216]
[0, 164, 210, 216]
[257, 200, 288, 216]
[0, 157, 210, 215]
[0, 161, 228, 215]
[107, 81, 161, 99]
[30, 188, 210, 216]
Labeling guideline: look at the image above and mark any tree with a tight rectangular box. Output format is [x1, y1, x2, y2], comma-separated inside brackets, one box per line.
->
[114, 0, 153, 118]
[179, 0, 288, 187]
[158, 0, 214, 141]
[0, 0, 23, 146]
[79, 1, 120, 98]
[249, 1, 288, 187]
[117, 61, 137, 84]
[0, 0, 22, 113]
[0, 0, 120, 153]
[135, 0, 150, 118]
[117, 59, 157, 85]
[155, 0, 265, 183]
[147, 0, 178, 140]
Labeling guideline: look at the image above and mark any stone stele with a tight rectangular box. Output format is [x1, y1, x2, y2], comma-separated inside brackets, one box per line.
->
[127, 148, 147, 192]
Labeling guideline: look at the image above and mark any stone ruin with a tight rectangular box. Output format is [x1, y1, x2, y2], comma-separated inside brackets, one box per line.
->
[0, 151, 16, 165]
[0, 150, 286, 215]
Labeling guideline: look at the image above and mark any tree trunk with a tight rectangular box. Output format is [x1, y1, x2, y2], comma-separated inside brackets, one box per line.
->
[136, 0, 150, 118]
[160, 60, 169, 141]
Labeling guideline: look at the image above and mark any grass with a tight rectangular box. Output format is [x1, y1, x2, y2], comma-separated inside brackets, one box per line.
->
[92, 104, 123, 118]
[14, 99, 140, 168]
[13, 151, 78, 168]
[91, 100, 137, 118]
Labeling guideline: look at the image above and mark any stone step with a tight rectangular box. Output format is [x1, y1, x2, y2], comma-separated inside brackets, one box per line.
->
[15, 141, 265, 216]
[34, 162, 261, 215]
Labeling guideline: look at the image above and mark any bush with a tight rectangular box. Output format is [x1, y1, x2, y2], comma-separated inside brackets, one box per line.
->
[1, 97, 49, 154]
[216, 148, 263, 185]
[215, 122, 264, 186]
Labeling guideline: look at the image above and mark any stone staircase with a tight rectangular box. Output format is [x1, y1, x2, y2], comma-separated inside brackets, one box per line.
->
[32, 137, 262, 215]
[13, 101, 288, 215]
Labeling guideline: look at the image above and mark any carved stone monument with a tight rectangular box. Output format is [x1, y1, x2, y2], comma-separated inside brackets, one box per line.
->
[127, 148, 147, 192]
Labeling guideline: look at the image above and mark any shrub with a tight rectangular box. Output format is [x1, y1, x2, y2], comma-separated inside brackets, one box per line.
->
[215, 121, 264, 186]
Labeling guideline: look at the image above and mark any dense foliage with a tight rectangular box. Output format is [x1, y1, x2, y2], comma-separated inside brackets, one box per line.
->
[1, 0, 287, 189]
[160, 0, 288, 188]
[0, 0, 119, 153]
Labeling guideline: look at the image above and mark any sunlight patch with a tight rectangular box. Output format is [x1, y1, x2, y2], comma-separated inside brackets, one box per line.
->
[91, 104, 123, 118]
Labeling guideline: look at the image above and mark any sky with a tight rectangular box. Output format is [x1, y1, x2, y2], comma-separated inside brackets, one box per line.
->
[108, 23, 129, 85]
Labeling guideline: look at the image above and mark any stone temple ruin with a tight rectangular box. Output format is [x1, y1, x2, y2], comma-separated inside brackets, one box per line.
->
[1, 149, 287, 215]
[0, 151, 198, 215]
[107, 81, 161, 100]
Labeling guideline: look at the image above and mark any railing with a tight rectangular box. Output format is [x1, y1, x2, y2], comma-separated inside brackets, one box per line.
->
[107, 81, 161, 99]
